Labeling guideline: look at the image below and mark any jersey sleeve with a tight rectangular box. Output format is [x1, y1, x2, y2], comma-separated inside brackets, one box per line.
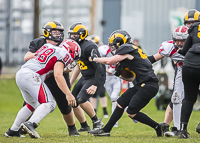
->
[85, 45, 100, 58]
[158, 41, 175, 57]
[57, 48, 73, 67]
[116, 44, 135, 55]
[29, 38, 46, 53]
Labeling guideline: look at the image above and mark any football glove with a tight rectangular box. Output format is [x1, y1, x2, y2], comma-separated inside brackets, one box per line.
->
[91, 49, 99, 61]
[114, 63, 124, 77]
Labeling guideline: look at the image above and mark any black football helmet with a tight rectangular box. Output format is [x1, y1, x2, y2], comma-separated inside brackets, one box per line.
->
[42, 21, 64, 43]
[183, 9, 200, 25]
[68, 22, 88, 43]
[108, 30, 131, 54]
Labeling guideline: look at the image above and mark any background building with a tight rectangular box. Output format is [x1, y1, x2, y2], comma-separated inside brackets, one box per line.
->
[0, 0, 200, 66]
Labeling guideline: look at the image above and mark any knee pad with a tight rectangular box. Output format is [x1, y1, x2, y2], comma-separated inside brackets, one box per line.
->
[61, 106, 72, 115]
[77, 97, 88, 104]
[171, 92, 181, 104]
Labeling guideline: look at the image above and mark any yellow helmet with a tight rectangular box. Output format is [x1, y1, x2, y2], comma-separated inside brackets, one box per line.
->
[68, 22, 88, 43]
[87, 35, 101, 45]
[42, 21, 64, 42]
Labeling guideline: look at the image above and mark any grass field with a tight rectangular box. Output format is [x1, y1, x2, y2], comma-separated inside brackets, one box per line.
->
[1, 79, 200, 143]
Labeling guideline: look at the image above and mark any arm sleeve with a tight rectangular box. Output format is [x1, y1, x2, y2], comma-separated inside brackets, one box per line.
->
[147, 55, 156, 63]
[85, 45, 105, 86]
[179, 35, 193, 56]
[91, 61, 105, 86]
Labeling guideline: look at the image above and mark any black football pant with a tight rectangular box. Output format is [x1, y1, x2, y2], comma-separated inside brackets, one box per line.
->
[181, 66, 200, 124]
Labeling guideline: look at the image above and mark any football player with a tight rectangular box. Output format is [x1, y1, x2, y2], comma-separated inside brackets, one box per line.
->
[177, 10, 200, 139]
[148, 25, 188, 137]
[98, 44, 123, 127]
[69, 23, 105, 131]
[88, 35, 109, 118]
[89, 30, 164, 137]
[4, 39, 81, 138]
[5, 21, 82, 137]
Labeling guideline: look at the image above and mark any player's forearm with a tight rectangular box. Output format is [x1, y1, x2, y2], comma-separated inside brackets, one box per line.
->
[55, 74, 72, 96]
[24, 51, 35, 62]
[70, 65, 80, 85]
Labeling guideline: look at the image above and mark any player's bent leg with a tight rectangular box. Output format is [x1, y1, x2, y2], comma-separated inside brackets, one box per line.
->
[73, 106, 91, 132]
[80, 101, 104, 130]
[62, 108, 80, 136]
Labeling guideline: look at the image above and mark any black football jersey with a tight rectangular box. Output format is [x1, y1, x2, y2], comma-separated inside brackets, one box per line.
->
[29, 38, 46, 53]
[181, 22, 200, 68]
[116, 43, 158, 84]
[77, 40, 104, 78]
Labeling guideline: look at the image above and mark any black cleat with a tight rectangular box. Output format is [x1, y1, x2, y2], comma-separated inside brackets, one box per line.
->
[93, 119, 104, 130]
[177, 129, 191, 139]
[19, 122, 38, 135]
[164, 126, 178, 137]
[4, 128, 25, 138]
[159, 122, 169, 133]
[68, 126, 80, 136]
[155, 123, 164, 137]
[89, 129, 110, 136]
[78, 126, 91, 132]
[20, 121, 40, 138]
[196, 123, 200, 133]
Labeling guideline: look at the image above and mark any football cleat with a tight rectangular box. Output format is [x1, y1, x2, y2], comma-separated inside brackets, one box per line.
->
[20, 121, 40, 138]
[4, 128, 25, 138]
[155, 123, 164, 137]
[177, 129, 191, 139]
[159, 122, 169, 133]
[93, 119, 104, 130]
[68, 126, 80, 136]
[78, 126, 91, 132]
[89, 129, 110, 136]
[196, 123, 200, 133]
[164, 126, 178, 137]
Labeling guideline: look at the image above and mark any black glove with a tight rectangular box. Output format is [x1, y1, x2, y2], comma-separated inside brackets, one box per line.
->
[91, 49, 99, 61]
[114, 63, 124, 77]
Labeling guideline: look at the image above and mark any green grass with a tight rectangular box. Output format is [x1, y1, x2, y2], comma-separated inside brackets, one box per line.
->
[1, 79, 200, 143]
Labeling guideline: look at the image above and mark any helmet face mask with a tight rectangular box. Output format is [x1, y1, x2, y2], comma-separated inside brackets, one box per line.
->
[68, 23, 88, 43]
[43, 21, 64, 43]
[108, 30, 131, 54]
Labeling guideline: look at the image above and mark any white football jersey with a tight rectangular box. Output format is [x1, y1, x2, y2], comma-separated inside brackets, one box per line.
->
[158, 40, 184, 62]
[21, 43, 73, 81]
[98, 45, 116, 75]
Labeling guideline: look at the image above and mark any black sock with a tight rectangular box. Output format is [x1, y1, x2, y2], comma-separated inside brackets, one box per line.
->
[103, 106, 124, 132]
[103, 107, 108, 115]
[91, 115, 98, 122]
[68, 124, 75, 128]
[180, 122, 188, 130]
[133, 112, 158, 129]
[80, 121, 89, 128]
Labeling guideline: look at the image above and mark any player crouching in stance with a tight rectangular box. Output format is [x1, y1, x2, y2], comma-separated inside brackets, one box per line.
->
[89, 30, 164, 137]
[4, 39, 81, 138]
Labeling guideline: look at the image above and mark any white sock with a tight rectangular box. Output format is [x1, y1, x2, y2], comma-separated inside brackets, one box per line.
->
[28, 103, 52, 124]
[10, 106, 32, 131]
[173, 103, 182, 130]
[112, 102, 117, 114]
